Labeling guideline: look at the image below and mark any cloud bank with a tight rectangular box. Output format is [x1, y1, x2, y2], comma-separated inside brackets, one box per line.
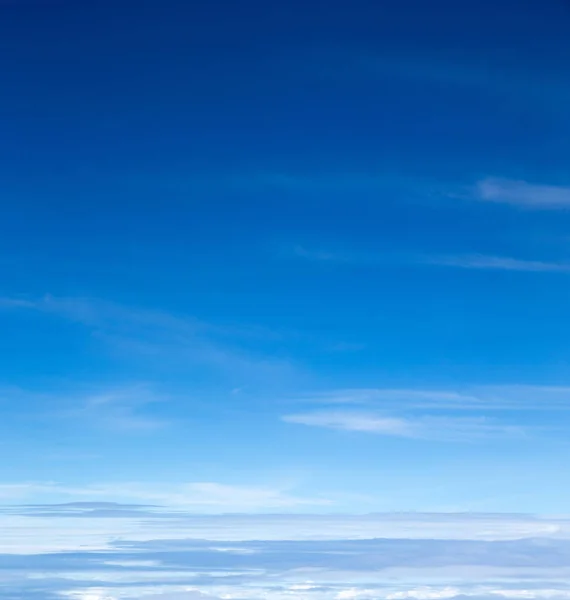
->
[3, 509, 570, 599]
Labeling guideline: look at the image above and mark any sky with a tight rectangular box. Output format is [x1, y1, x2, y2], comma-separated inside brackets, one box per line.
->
[2, 0, 570, 597]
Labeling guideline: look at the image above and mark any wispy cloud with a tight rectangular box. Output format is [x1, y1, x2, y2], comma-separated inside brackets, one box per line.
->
[60, 384, 169, 432]
[291, 385, 570, 411]
[292, 388, 481, 407]
[282, 384, 570, 441]
[426, 254, 570, 273]
[363, 45, 570, 116]
[282, 411, 524, 442]
[283, 411, 415, 435]
[0, 297, 35, 309]
[289, 244, 394, 266]
[0, 383, 170, 433]
[0, 295, 300, 387]
[290, 244, 570, 274]
[473, 178, 570, 209]
[291, 245, 352, 262]
[288, 245, 394, 266]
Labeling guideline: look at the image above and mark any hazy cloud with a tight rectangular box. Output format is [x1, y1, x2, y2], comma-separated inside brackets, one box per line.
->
[474, 178, 570, 209]
[0, 295, 301, 387]
[426, 255, 570, 273]
[291, 386, 570, 411]
[289, 245, 570, 275]
[282, 411, 524, 442]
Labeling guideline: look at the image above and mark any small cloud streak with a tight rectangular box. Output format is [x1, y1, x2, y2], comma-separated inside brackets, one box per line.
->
[291, 385, 570, 411]
[288, 245, 392, 267]
[426, 254, 570, 273]
[282, 411, 524, 442]
[62, 385, 169, 432]
[283, 411, 414, 435]
[0, 383, 170, 433]
[0, 297, 35, 308]
[292, 245, 350, 262]
[289, 245, 570, 275]
[474, 178, 570, 209]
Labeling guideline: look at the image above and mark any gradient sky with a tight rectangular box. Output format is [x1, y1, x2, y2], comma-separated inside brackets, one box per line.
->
[3, 0, 570, 521]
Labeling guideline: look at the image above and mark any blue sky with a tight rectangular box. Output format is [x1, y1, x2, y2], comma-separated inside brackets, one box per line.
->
[3, 0, 570, 596]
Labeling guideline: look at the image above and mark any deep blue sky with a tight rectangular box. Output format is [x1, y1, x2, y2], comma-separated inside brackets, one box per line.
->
[2, 0, 570, 515]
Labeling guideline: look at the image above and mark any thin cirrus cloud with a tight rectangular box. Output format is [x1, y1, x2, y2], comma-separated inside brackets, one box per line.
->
[60, 384, 170, 432]
[473, 178, 570, 209]
[291, 245, 570, 274]
[140, 171, 570, 212]
[290, 244, 384, 265]
[292, 244, 350, 262]
[285, 175, 570, 272]
[282, 384, 570, 442]
[426, 254, 570, 273]
[291, 385, 570, 411]
[0, 383, 171, 433]
[0, 295, 300, 386]
[282, 411, 525, 442]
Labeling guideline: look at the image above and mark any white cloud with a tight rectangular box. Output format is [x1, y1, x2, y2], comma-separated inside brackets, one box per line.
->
[283, 411, 414, 435]
[282, 410, 524, 441]
[133, 593, 219, 600]
[62, 592, 118, 600]
[292, 385, 570, 411]
[64, 590, 220, 600]
[294, 388, 481, 407]
[282, 384, 570, 443]
[387, 588, 462, 600]
[1, 510, 568, 558]
[474, 178, 570, 209]
[427, 255, 570, 273]
[337, 589, 377, 599]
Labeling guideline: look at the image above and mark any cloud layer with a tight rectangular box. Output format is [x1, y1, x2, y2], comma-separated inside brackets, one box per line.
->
[4, 509, 570, 600]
